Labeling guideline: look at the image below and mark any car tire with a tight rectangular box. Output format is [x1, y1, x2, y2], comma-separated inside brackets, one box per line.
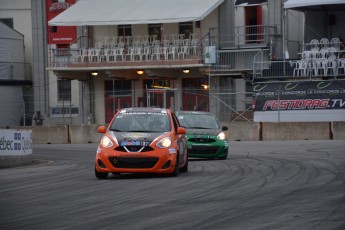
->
[180, 158, 188, 173]
[95, 166, 108, 179]
[171, 154, 180, 177]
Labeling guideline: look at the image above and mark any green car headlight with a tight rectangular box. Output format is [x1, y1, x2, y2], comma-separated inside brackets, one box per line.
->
[217, 132, 226, 141]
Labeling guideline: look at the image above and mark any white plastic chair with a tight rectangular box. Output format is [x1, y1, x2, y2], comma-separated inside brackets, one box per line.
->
[76, 48, 88, 63]
[293, 60, 308, 77]
[190, 39, 200, 55]
[142, 46, 151, 61]
[114, 47, 124, 61]
[126, 47, 136, 61]
[151, 46, 161, 60]
[326, 47, 337, 76]
[178, 46, 189, 59]
[90, 48, 101, 62]
[103, 48, 115, 62]
[337, 58, 345, 76]
[330, 37, 341, 50]
[310, 39, 320, 51]
[167, 46, 178, 60]
[320, 38, 330, 51]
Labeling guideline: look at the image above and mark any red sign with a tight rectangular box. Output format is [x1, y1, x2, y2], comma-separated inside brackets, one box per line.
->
[46, 0, 77, 45]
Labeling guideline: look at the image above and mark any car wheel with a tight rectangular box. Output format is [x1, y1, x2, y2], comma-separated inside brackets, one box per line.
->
[180, 158, 188, 173]
[95, 166, 108, 179]
[171, 154, 180, 177]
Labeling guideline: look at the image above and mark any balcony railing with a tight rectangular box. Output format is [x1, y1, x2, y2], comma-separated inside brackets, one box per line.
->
[208, 25, 270, 49]
[48, 34, 207, 69]
[210, 49, 269, 75]
[253, 59, 345, 81]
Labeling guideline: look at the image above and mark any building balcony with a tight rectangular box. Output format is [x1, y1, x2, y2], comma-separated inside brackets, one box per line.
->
[48, 35, 206, 71]
[253, 59, 345, 82]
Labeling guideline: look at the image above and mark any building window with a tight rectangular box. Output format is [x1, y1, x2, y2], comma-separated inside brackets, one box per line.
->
[118, 25, 132, 36]
[58, 79, 71, 101]
[148, 24, 162, 41]
[144, 79, 170, 89]
[105, 80, 132, 97]
[179, 21, 193, 39]
[0, 18, 14, 28]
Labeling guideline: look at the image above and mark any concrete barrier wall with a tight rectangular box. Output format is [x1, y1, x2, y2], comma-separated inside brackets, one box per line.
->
[223, 122, 261, 141]
[332, 122, 345, 140]
[222, 122, 345, 141]
[0, 155, 33, 168]
[10, 125, 69, 144]
[4, 122, 345, 144]
[69, 124, 103, 144]
[262, 122, 330, 141]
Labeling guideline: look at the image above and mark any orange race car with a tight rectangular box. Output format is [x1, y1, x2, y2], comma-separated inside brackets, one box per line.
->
[95, 107, 188, 179]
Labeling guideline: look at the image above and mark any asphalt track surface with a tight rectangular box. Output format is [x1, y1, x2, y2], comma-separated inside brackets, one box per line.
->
[1, 140, 345, 230]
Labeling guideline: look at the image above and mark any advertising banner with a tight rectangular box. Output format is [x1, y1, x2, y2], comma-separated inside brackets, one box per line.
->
[204, 46, 216, 64]
[0, 129, 33, 156]
[46, 0, 77, 44]
[253, 80, 345, 122]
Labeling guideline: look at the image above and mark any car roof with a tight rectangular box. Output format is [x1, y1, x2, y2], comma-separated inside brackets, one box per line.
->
[176, 111, 213, 115]
[119, 107, 169, 114]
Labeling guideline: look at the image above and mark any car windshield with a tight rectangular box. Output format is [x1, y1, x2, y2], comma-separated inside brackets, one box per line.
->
[110, 112, 171, 132]
[177, 114, 220, 129]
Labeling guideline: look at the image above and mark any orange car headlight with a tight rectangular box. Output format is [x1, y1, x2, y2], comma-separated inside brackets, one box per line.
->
[156, 137, 172, 148]
[100, 136, 114, 148]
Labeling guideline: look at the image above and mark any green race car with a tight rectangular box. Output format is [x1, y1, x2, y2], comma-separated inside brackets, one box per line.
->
[176, 111, 229, 160]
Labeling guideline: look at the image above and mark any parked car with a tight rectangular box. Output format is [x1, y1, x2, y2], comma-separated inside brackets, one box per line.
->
[95, 107, 188, 179]
[176, 111, 229, 160]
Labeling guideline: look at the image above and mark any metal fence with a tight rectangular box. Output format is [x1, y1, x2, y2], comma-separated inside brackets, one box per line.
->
[209, 91, 253, 123]
[210, 49, 270, 74]
[253, 59, 345, 81]
[208, 25, 269, 49]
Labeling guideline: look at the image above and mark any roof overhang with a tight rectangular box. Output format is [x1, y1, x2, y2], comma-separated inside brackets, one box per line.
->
[48, 0, 224, 26]
[284, 0, 345, 11]
[235, 0, 267, 7]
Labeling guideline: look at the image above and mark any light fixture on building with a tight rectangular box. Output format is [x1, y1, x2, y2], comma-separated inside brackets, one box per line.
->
[201, 84, 209, 90]
[137, 70, 144, 75]
[91, 71, 98, 76]
[182, 69, 190, 74]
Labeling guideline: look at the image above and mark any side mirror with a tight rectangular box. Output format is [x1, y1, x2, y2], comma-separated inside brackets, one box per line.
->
[98, 126, 107, 133]
[177, 127, 186, 134]
[222, 126, 228, 131]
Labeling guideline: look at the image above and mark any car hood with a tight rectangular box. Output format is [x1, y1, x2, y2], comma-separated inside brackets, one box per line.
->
[185, 128, 221, 136]
[109, 131, 164, 144]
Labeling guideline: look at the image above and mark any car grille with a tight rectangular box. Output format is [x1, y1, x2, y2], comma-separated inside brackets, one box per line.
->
[188, 145, 219, 155]
[114, 146, 154, 152]
[108, 156, 159, 168]
[189, 138, 216, 143]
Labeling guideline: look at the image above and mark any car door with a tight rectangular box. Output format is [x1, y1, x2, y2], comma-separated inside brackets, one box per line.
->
[172, 113, 187, 167]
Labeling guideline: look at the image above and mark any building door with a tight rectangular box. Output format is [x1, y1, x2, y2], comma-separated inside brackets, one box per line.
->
[104, 80, 132, 123]
[182, 78, 209, 111]
[143, 79, 173, 108]
[245, 5, 263, 43]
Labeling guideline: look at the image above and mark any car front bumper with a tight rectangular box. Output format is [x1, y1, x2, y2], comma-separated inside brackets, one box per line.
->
[187, 140, 228, 158]
[95, 146, 178, 174]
